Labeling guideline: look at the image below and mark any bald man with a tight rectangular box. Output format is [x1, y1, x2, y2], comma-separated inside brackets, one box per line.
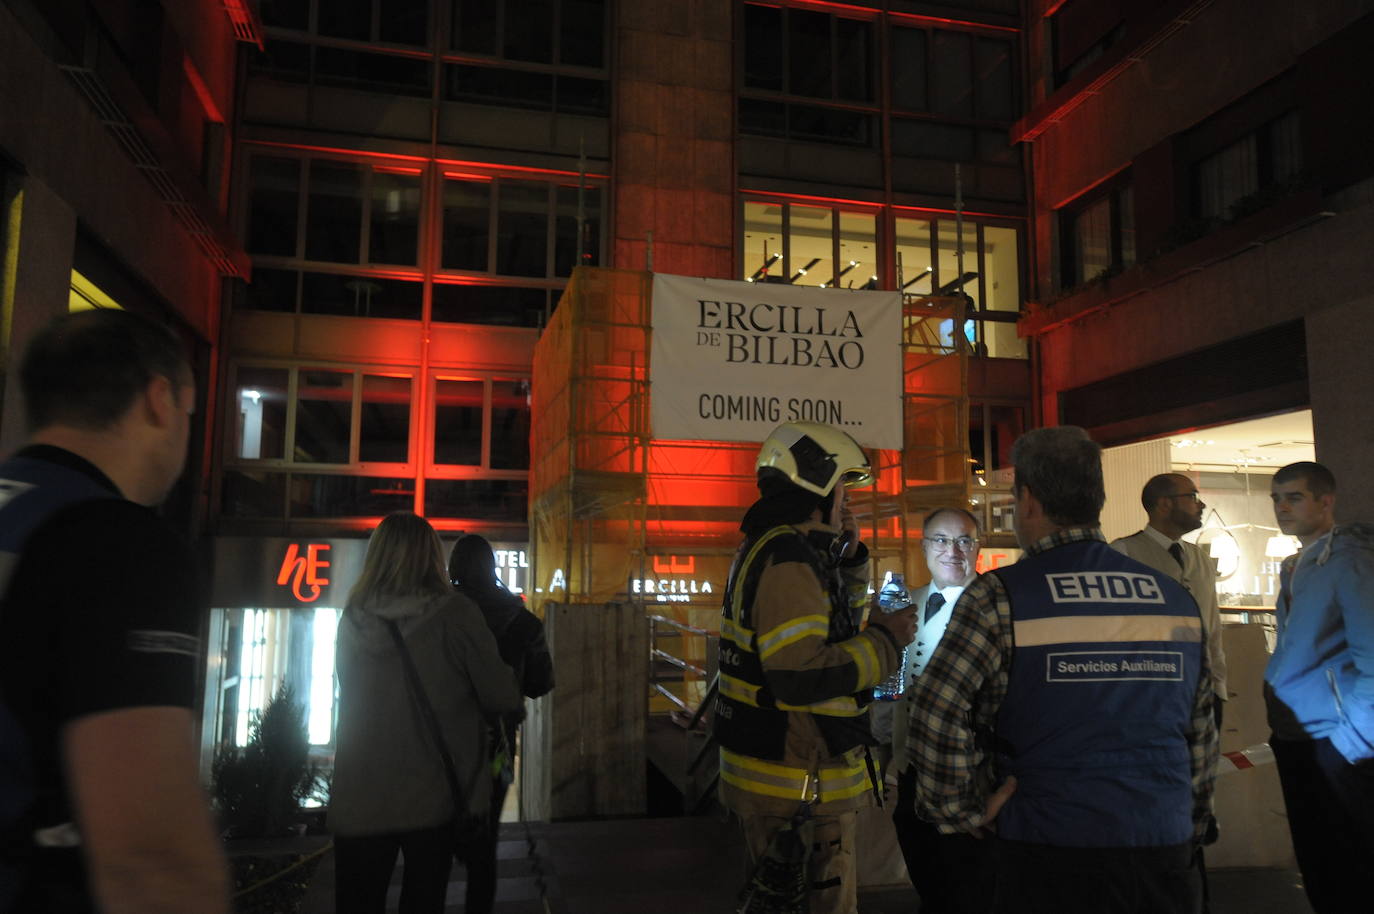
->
[1111, 473, 1227, 722]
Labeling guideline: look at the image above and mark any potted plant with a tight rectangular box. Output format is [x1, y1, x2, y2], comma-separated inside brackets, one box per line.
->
[212, 684, 328, 914]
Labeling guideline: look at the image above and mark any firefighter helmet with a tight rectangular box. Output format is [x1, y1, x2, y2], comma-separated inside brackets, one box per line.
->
[756, 421, 873, 497]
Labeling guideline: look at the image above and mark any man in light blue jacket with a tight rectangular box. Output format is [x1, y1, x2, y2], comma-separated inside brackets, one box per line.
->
[1264, 461, 1374, 914]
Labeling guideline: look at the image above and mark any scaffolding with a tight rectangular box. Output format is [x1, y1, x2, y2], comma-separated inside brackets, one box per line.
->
[528, 267, 973, 712]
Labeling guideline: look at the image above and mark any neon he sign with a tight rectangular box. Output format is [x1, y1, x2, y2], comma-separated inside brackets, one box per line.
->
[277, 543, 331, 603]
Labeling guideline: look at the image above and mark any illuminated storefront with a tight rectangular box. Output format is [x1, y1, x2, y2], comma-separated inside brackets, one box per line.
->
[200, 536, 530, 775]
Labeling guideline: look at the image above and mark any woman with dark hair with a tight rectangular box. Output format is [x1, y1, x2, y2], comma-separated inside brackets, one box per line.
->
[331, 513, 521, 914]
[448, 534, 554, 913]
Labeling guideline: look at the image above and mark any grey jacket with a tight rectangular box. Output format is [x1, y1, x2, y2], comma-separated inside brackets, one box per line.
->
[1111, 529, 1228, 700]
[330, 591, 523, 836]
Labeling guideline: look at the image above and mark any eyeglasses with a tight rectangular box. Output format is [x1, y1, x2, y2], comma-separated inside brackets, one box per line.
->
[1167, 492, 1203, 504]
[925, 535, 979, 552]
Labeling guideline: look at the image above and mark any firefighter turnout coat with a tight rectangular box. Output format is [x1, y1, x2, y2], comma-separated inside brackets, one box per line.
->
[716, 519, 900, 816]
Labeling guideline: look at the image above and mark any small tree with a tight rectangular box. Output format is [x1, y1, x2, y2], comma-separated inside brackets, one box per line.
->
[212, 684, 320, 838]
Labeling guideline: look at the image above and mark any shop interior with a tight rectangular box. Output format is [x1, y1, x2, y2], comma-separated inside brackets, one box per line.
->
[1102, 409, 1315, 619]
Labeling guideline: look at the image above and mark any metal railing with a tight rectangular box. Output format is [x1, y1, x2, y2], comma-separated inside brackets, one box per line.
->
[648, 613, 715, 716]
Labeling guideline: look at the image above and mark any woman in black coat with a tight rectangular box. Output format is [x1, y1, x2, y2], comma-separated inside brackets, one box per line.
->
[447, 534, 554, 913]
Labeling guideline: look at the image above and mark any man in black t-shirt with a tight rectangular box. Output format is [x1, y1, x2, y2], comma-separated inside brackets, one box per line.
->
[0, 309, 228, 913]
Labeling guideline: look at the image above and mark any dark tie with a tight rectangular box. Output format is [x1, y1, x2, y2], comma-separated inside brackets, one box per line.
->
[1169, 542, 1185, 571]
[924, 591, 946, 624]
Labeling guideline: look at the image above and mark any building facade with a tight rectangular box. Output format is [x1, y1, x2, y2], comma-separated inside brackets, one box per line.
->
[1017, 0, 1374, 518]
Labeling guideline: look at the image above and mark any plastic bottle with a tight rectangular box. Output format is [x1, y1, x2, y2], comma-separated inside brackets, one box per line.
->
[872, 572, 912, 700]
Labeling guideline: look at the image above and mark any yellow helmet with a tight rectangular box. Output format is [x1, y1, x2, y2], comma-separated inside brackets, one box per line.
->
[756, 421, 874, 497]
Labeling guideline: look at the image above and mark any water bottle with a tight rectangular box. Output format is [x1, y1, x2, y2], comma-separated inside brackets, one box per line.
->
[872, 572, 912, 700]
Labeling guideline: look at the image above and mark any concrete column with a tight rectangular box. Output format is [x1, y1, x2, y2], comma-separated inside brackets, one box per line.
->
[612, 0, 735, 279]
[1307, 297, 1374, 521]
[0, 175, 76, 454]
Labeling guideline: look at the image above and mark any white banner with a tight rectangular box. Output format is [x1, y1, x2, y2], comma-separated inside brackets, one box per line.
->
[650, 274, 903, 449]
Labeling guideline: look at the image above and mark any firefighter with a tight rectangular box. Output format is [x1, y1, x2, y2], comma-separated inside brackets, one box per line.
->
[717, 421, 917, 914]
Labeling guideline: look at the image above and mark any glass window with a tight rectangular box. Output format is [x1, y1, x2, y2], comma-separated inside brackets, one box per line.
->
[975, 38, 1014, 121]
[442, 179, 491, 271]
[1071, 196, 1112, 284]
[835, 212, 876, 290]
[557, 76, 609, 116]
[788, 204, 834, 286]
[434, 378, 484, 465]
[445, 64, 553, 110]
[937, 220, 981, 305]
[452, 0, 498, 55]
[561, 0, 606, 66]
[555, 185, 600, 277]
[981, 225, 1021, 313]
[359, 375, 411, 463]
[380, 0, 429, 46]
[835, 18, 873, 102]
[295, 370, 353, 464]
[248, 39, 310, 83]
[240, 267, 298, 313]
[424, 478, 528, 522]
[317, 0, 370, 40]
[743, 4, 783, 91]
[305, 162, 363, 263]
[1269, 111, 1302, 182]
[496, 183, 549, 277]
[788, 105, 873, 146]
[742, 201, 784, 283]
[738, 98, 786, 139]
[221, 469, 287, 518]
[233, 367, 289, 460]
[788, 10, 832, 99]
[314, 47, 431, 98]
[490, 379, 531, 470]
[247, 157, 300, 257]
[259, 0, 309, 29]
[300, 272, 422, 320]
[506, 0, 554, 62]
[369, 170, 421, 265]
[1118, 186, 1136, 267]
[1198, 135, 1258, 221]
[891, 120, 976, 161]
[890, 27, 927, 111]
[431, 284, 549, 326]
[895, 216, 935, 293]
[931, 31, 973, 118]
[290, 474, 415, 516]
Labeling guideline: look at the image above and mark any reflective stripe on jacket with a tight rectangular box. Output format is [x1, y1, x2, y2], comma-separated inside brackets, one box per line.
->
[993, 539, 1203, 847]
[715, 523, 892, 808]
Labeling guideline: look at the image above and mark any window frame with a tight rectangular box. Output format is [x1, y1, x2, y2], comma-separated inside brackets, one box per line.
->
[1057, 175, 1135, 289]
[238, 148, 608, 325]
[739, 195, 1028, 357]
[425, 371, 532, 480]
[224, 361, 418, 477]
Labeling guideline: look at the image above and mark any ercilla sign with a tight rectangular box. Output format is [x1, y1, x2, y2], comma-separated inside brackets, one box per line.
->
[277, 544, 331, 603]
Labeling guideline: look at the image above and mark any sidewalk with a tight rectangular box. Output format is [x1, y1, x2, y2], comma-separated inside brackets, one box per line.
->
[296, 815, 1313, 914]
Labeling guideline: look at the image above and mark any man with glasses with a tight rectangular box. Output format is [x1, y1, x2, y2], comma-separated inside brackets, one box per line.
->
[1112, 474, 1228, 728]
[906, 427, 1217, 914]
[871, 508, 988, 913]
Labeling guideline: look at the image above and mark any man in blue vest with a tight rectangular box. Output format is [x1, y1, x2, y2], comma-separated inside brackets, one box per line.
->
[0, 309, 229, 913]
[906, 426, 1218, 914]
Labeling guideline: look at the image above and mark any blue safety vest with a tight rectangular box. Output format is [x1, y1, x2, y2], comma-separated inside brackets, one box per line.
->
[992, 539, 1203, 848]
[0, 454, 117, 906]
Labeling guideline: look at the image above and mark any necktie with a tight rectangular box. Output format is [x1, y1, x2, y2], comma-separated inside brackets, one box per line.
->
[924, 591, 946, 624]
[1169, 542, 1185, 571]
